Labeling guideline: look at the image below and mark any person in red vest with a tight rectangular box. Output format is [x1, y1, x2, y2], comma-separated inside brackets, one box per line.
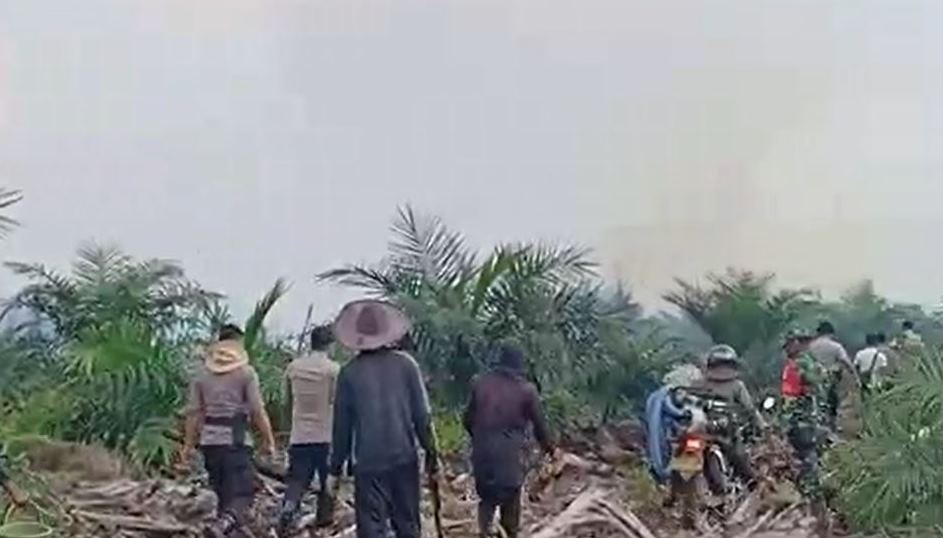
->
[780, 330, 827, 507]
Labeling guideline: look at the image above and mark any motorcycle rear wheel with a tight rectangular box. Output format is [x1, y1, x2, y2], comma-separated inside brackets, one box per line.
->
[703, 449, 728, 495]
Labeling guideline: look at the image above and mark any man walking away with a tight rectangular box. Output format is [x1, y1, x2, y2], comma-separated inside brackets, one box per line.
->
[181, 324, 277, 538]
[894, 320, 925, 355]
[876, 333, 899, 376]
[780, 331, 828, 530]
[808, 321, 854, 430]
[328, 300, 438, 538]
[463, 344, 555, 538]
[809, 321, 852, 370]
[278, 325, 340, 536]
[693, 344, 765, 489]
[854, 333, 888, 393]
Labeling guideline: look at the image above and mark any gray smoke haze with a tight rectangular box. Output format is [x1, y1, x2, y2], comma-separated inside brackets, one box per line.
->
[1, 0, 941, 327]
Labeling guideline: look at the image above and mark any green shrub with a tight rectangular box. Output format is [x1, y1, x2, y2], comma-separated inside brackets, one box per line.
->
[433, 412, 468, 457]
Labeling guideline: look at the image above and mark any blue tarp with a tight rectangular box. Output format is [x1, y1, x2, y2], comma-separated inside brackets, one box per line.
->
[643, 386, 688, 484]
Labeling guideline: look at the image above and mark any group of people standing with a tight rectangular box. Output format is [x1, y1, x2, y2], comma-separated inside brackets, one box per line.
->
[648, 318, 924, 529]
[179, 299, 554, 538]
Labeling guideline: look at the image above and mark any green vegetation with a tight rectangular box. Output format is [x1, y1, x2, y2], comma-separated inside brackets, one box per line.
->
[2, 202, 943, 533]
[828, 350, 943, 532]
[0, 244, 292, 467]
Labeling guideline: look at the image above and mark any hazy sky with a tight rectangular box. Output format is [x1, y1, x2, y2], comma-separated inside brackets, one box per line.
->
[1, 1, 941, 328]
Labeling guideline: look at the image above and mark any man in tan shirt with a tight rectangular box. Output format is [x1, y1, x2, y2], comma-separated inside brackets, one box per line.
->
[278, 325, 340, 535]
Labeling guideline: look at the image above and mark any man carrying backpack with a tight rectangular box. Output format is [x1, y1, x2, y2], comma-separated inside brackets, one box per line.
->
[854, 333, 888, 394]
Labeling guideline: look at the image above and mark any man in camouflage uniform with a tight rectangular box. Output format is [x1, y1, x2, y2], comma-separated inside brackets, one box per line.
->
[780, 331, 827, 504]
[692, 344, 766, 489]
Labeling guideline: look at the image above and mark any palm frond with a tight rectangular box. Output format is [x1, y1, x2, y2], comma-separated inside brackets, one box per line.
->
[505, 243, 597, 284]
[388, 205, 475, 289]
[317, 265, 402, 296]
[468, 247, 517, 315]
[0, 188, 22, 237]
[73, 243, 133, 285]
[244, 278, 290, 351]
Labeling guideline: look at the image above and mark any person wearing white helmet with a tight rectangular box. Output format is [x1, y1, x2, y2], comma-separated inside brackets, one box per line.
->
[693, 344, 765, 487]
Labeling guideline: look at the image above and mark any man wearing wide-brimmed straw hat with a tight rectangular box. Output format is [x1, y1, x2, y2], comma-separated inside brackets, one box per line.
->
[180, 324, 277, 538]
[327, 300, 438, 538]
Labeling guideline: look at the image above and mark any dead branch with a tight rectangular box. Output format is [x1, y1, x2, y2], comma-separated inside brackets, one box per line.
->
[530, 488, 657, 538]
[72, 509, 190, 534]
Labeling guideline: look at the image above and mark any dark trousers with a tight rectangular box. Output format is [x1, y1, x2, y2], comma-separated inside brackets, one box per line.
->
[788, 425, 822, 500]
[477, 486, 522, 538]
[354, 461, 421, 538]
[283, 443, 330, 509]
[201, 446, 256, 521]
[724, 439, 755, 484]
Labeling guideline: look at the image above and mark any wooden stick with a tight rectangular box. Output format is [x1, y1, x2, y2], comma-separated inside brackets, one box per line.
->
[73, 509, 190, 534]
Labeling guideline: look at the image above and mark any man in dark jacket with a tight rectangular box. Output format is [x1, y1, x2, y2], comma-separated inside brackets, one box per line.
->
[328, 300, 438, 538]
[463, 344, 554, 538]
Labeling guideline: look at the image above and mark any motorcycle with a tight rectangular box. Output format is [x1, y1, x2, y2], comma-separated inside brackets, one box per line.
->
[666, 397, 707, 528]
[671, 389, 744, 498]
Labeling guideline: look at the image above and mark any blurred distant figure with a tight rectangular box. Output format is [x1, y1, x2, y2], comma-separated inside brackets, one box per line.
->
[853, 333, 888, 392]
[809, 321, 861, 438]
[875, 333, 896, 370]
[894, 320, 925, 355]
[809, 321, 851, 370]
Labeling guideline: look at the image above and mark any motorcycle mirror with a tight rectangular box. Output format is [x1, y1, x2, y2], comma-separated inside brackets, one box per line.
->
[762, 397, 776, 411]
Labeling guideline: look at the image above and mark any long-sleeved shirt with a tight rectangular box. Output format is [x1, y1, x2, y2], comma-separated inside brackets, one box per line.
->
[329, 350, 435, 475]
[462, 369, 552, 489]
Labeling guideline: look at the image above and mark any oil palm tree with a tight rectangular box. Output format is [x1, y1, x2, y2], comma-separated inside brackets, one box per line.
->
[1, 244, 222, 466]
[664, 269, 816, 385]
[829, 348, 943, 531]
[319, 205, 631, 411]
[3, 243, 219, 340]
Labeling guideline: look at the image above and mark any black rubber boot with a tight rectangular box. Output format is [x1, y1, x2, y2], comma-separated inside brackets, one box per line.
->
[277, 501, 299, 538]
